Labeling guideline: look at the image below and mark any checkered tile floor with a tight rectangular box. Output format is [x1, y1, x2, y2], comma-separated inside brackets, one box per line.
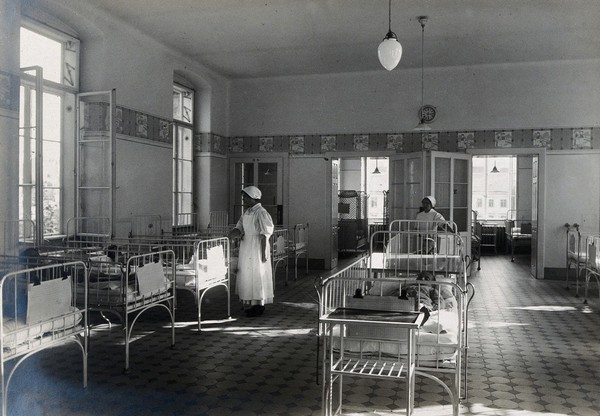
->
[4, 254, 600, 415]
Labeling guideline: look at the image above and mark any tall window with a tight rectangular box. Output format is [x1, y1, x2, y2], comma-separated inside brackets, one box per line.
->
[172, 84, 194, 226]
[472, 156, 516, 220]
[19, 24, 78, 238]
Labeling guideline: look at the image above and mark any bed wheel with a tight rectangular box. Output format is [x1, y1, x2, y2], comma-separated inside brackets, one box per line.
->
[575, 293, 579, 298]
[123, 369, 130, 375]
[583, 299, 588, 305]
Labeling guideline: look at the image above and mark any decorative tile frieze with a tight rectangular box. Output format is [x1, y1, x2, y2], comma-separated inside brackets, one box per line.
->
[116, 105, 172, 144]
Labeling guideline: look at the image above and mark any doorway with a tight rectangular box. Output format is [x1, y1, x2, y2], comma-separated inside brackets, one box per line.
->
[469, 149, 545, 279]
[337, 157, 389, 254]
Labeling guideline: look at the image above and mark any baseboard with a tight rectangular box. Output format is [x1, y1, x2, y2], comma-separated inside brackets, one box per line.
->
[544, 268, 567, 281]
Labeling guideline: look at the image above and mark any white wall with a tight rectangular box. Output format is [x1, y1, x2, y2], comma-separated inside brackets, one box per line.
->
[114, 138, 172, 237]
[196, 154, 228, 229]
[0, 0, 21, 253]
[230, 59, 600, 136]
[544, 151, 600, 269]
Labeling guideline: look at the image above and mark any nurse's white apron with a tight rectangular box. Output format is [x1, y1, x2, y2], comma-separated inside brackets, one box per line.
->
[236, 212, 274, 304]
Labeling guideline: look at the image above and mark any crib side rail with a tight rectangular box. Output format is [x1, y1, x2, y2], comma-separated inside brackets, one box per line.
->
[125, 250, 175, 308]
[0, 260, 88, 360]
[585, 235, 600, 273]
[65, 217, 111, 249]
[192, 237, 230, 289]
[271, 228, 289, 259]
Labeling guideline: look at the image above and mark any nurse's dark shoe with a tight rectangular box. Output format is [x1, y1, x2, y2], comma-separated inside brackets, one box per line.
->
[246, 305, 265, 317]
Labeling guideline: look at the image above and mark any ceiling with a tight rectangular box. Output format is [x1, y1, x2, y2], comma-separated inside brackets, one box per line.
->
[81, 0, 600, 79]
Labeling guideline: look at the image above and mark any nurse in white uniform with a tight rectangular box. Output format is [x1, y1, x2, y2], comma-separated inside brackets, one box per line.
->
[228, 186, 274, 317]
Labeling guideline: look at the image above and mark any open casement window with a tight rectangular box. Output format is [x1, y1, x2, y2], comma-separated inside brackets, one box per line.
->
[76, 91, 116, 237]
[19, 24, 79, 243]
[389, 151, 472, 252]
[172, 84, 194, 227]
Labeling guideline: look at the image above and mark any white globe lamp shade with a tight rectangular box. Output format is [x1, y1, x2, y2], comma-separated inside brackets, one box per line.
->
[378, 33, 402, 71]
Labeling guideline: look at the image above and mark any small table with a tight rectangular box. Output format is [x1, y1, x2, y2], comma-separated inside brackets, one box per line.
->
[320, 307, 424, 415]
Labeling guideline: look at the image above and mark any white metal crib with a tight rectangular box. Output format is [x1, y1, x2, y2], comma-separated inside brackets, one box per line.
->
[0, 260, 88, 416]
[583, 235, 600, 304]
[289, 223, 309, 281]
[84, 247, 176, 371]
[271, 227, 289, 288]
[173, 237, 232, 331]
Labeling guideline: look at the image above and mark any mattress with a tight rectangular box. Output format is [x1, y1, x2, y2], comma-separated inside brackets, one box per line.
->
[329, 324, 458, 363]
[568, 251, 587, 262]
[80, 282, 170, 305]
[174, 253, 228, 290]
[3, 308, 83, 347]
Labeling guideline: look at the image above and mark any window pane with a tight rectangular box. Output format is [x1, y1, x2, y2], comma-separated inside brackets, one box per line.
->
[43, 92, 61, 142]
[43, 140, 60, 187]
[19, 138, 36, 185]
[173, 90, 181, 120]
[173, 85, 193, 123]
[367, 158, 389, 221]
[178, 126, 193, 160]
[20, 27, 62, 84]
[29, 89, 37, 138]
[80, 189, 109, 218]
[42, 187, 60, 235]
[79, 141, 110, 187]
[178, 193, 192, 214]
[19, 186, 35, 222]
[182, 94, 193, 123]
[472, 156, 516, 220]
[177, 160, 193, 193]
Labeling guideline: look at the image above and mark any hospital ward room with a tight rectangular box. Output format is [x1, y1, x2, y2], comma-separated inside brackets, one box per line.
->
[0, 1, 599, 415]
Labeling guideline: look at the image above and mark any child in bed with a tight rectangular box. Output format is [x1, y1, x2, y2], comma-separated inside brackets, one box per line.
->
[402, 271, 457, 312]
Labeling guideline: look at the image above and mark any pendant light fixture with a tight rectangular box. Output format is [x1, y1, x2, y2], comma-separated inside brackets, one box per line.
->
[414, 16, 433, 131]
[490, 160, 500, 173]
[372, 158, 381, 174]
[378, 0, 402, 71]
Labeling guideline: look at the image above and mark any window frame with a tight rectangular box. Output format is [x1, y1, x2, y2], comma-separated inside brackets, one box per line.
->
[19, 22, 79, 241]
[172, 83, 195, 227]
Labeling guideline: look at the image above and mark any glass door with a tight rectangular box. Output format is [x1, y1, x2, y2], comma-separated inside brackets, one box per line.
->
[230, 157, 283, 224]
[431, 151, 472, 253]
[389, 152, 425, 221]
